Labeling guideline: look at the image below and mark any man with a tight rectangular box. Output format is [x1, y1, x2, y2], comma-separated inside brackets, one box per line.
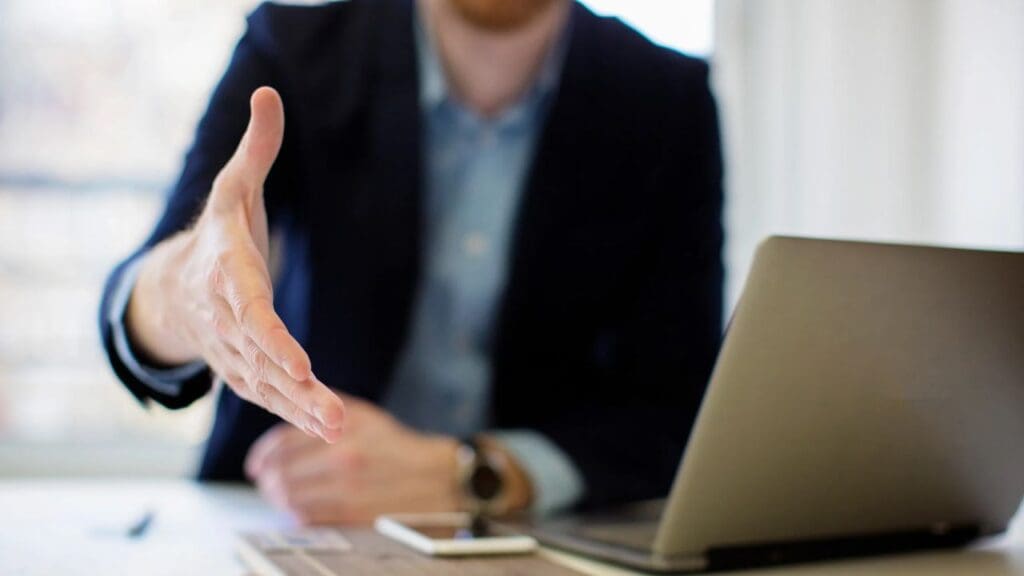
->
[99, 0, 723, 524]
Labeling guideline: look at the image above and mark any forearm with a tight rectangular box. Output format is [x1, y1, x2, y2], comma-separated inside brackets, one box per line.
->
[126, 232, 200, 366]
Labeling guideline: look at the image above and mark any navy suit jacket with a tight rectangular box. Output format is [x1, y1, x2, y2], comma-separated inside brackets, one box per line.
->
[99, 0, 723, 509]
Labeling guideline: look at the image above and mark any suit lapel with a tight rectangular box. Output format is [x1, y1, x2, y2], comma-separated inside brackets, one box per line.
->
[362, 0, 423, 394]
[308, 0, 422, 399]
[496, 2, 602, 341]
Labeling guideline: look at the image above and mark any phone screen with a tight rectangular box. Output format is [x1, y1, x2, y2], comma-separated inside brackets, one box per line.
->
[407, 518, 507, 541]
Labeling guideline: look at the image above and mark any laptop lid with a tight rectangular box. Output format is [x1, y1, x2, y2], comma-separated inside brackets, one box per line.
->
[654, 236, 1024, 558]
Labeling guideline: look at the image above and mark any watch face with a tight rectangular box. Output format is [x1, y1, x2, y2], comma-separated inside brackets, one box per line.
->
[469, 461, 503, 501]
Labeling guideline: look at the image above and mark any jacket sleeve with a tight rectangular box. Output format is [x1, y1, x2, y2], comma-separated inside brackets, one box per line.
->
[540, 61, 724, 509]
[98, 4, 294, 408]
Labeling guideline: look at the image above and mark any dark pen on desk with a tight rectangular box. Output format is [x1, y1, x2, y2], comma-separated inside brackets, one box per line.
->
[125, 509, 155, 539]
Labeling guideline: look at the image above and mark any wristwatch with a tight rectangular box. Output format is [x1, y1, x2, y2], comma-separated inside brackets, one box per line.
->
[456, 437, 510, 517]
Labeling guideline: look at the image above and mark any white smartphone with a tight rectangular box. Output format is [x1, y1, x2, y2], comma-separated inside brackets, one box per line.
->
[374, 513, 538, 556]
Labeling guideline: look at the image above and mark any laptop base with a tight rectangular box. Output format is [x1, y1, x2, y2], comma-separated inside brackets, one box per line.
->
[529, 517, 982, 574]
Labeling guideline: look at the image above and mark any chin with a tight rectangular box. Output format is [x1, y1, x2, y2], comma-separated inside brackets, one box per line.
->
[449, 0, 562, 31]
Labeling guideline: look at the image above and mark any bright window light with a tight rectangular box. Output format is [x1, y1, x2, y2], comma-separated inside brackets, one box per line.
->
[578, 0, 714, 56]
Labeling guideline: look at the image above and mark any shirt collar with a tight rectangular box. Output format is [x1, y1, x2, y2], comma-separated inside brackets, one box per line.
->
[414, 7, 571, 116]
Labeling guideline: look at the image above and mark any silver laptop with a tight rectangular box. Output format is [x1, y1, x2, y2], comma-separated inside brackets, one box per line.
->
[528, 236, 1024, 572]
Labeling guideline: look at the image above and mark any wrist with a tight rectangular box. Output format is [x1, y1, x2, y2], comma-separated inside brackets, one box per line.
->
[454, 435, 534, 516]
[478, 435, 533, 512]
[127, 234, 199, 365]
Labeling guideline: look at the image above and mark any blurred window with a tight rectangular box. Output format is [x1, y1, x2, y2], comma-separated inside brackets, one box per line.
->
[580, 0, 713, 55]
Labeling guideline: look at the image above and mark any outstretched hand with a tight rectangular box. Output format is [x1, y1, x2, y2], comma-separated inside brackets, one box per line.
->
[127, 87, 344, 442]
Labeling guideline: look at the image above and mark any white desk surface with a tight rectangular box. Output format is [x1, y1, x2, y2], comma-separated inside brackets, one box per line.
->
[1, 479, 1022, 575]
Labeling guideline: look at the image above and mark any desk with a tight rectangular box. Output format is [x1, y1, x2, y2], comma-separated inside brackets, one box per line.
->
[1, 480, 1022, 575]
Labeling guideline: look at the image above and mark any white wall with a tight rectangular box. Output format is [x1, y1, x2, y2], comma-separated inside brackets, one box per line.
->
[933, 0, 1024, 247]
[715, 0, 1024, 307]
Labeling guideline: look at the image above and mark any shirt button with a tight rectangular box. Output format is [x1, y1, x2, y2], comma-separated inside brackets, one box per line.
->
[463, 232, 489, 257]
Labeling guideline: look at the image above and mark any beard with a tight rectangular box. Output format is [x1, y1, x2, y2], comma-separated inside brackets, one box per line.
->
[448, 0, 563, 31]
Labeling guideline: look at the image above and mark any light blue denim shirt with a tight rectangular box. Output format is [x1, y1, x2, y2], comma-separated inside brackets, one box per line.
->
[109, 11, 584, 514]
[382, 13, 583, 513]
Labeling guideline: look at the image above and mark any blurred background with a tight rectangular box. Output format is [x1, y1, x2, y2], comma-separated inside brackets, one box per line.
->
[0, 0, 1020, 478]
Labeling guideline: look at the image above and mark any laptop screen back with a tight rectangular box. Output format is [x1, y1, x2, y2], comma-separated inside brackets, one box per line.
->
[655, 237, 1024, 557]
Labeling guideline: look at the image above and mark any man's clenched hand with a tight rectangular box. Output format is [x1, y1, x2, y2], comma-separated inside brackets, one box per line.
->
[244, 394, 462, 525]
[126, 87, 344, 442]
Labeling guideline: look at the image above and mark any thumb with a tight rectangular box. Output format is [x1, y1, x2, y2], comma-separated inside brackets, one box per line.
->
[213, 86, 285, 206]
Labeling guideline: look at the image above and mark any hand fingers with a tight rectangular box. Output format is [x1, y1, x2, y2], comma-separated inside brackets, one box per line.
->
[207, 244, 345, 437]
[245, 423, 308, 479]
[212, 296, 344, 434]
[241, 338, 342, 436]
[200, 337, 271, 409]
[203, 342, 249, 402]
[245, 421, 338, 481]
[211, 86, 285, 209]
[206, 331, 329, 442]
[263, 444, 343, 489]
[255, 472, 356, 525]
[252, 452, 338, 516]
[266, 480, 346, 512]
[213, 246, 310, 381]
[247, 371, 325, 440]
[292, 505, 351, 527]
[329, 392, 380, 428]
[276, 488, 380, 527]
[202, 301, 278, 413]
